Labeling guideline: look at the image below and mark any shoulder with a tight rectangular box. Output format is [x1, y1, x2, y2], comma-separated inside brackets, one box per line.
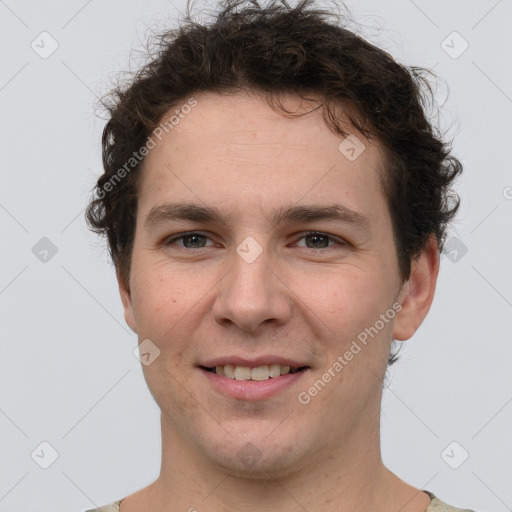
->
[425, 491, 478, 512]
[82, 493, 481, 512]
[83, 500, 122, 512]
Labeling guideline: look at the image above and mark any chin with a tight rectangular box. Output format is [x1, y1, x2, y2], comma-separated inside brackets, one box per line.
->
[200, 432, 309, 480]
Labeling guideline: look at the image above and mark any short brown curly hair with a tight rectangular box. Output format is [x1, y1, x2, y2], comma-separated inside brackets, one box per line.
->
[86, 0, 462, 364]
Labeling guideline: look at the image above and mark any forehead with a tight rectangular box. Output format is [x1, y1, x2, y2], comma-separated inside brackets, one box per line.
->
[149, 91, 375, 158]
[138, 91, 389, 229]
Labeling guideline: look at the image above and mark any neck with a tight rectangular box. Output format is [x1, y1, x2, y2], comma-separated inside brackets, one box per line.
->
[147, 412, 403, 512]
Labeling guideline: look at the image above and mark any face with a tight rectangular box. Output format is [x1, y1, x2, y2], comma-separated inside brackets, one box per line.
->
[119, 91, 436, 478]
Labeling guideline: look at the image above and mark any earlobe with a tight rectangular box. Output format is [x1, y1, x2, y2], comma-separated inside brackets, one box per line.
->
[392, 235, 440, 341]
[117, 269, 138, 334]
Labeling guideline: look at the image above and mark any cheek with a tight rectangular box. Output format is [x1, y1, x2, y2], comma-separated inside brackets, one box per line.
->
[291, 266, 389, 338]
[141, 356, 203, 429]
[130, 261, 200, 349]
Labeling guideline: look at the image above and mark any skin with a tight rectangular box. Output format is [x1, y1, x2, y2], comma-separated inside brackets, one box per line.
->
[117, 91, 439, 512]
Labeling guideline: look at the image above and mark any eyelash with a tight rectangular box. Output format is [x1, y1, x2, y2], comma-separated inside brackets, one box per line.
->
[163, 231, 346, 250]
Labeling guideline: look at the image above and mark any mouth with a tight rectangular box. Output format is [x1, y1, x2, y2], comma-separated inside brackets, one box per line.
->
[200, 364, 310, 381]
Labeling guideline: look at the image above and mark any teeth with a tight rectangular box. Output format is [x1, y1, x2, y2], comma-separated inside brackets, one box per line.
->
[234, 366, 251, 380]
[212, 364, 298, 380]
[251, 365, 270, 381]
[223, 365, 235, 379]
[269, 364, 281, 377]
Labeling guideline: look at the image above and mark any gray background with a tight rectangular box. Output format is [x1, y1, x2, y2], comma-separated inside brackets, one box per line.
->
[0, 0, 511, 511]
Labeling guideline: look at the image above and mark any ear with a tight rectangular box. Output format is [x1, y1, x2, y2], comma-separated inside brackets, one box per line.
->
[117, 268, 138, 333]
[393, 235, 440, 341]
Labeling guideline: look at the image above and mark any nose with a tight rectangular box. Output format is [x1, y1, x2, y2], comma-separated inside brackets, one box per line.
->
[211, 243, 293, 333]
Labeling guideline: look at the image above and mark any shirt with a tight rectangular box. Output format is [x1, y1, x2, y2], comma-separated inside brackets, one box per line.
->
[84, 490, 477, 511]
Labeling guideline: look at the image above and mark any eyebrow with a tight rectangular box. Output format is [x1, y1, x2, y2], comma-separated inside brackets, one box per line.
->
[144, 202, 372, 233]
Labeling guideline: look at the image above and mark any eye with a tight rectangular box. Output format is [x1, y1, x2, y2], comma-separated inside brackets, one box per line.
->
[293, 231, 346, 249]
[163, 230, 347, 251]
[164, 232, 216, 249]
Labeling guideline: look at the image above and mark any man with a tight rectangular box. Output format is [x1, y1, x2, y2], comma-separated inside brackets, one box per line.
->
[85, 0, 474, 510]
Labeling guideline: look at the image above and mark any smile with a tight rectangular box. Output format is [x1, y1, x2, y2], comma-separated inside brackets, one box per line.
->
[198, 362, 310, 401]
[201, 364, 308, 381]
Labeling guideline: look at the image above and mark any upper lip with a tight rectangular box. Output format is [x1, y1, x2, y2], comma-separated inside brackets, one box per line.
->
[199, 356, 309, 369]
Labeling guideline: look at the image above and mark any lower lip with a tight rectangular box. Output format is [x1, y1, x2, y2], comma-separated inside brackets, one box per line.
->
[199, 367, 309, 401]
